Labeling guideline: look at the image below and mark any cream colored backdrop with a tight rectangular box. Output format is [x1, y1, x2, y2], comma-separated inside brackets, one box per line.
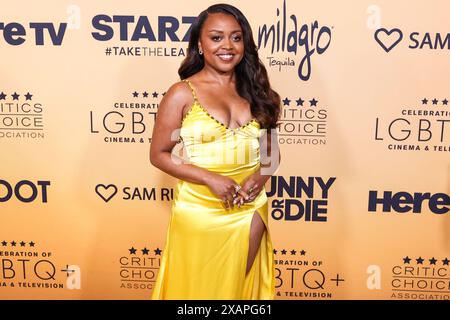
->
[0, 0, 449, 300]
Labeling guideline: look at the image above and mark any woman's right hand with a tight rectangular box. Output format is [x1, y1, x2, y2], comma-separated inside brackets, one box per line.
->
[203, 173, 250, 209]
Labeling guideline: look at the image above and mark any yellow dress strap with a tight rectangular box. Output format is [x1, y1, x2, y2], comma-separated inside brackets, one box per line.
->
[182, 79, 198, 104]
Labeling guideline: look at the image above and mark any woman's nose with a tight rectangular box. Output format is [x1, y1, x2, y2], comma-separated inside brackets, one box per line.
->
[222, 37, 233, 49]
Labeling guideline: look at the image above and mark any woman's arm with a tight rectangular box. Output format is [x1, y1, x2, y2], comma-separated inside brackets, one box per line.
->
[149, 81, 250, 208]
[259, 126, 281, 180]
[237, 127, 281, 203]
[149, 81, 213, 185]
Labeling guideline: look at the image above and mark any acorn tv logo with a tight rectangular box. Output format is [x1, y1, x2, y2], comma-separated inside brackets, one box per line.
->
[368, 191, 448, 214]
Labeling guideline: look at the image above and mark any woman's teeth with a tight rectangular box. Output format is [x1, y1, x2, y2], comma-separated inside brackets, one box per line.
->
[217, 54, 234, 61]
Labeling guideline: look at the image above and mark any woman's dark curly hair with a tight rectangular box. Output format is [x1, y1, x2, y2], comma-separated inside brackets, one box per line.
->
[178, 3, 281, 129]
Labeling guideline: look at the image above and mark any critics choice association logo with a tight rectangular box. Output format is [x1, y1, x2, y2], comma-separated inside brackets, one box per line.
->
[0, 91, 45, 140]
[277, 94, 327, 146]
[391, 256, 449, 300]
[374, 97, 449, 152]
[89, 90, 166, 144]
[119, 245, 162, 290]
[267, 176, 336, 222]
[0, 240, 81, 290]
[274, 246, 344, 299]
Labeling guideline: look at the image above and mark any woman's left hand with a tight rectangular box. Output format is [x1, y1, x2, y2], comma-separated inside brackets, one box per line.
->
[232, 172, 266, 207]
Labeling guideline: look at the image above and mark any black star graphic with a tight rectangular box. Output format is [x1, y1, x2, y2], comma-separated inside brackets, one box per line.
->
[416, 257, 424, 264]
[12, 92, 19, 100]
[281, 249, 287, 255]
[29, 241, 35, 247]
[142, 91, 149, 98]
[154, 248, 162, 255]
[429, 257, 437, 265]
[24, 92, 33, 100]
[128, 247, 137, 254]
[162, 92, 166, 96]
[142, 247, 149, 255]
[273, 249, 277, 255]
[421, 98, 428, 105]
[403, 256, 411, 264]
[282, 97, 291, 106]
[152, 91, 158, 98]
[300, 250, 306, 256]
[442, 258, 449, 266]
[11, 241, 16, 246]
[132, 91, 139, 98]
[296, 98, 304, 106]
[432, 98, 438, 105]
[0, 92, 6, 100]
[1, 240, 7, 246]
[290, 249, 296, 255]
[443, 99, 448, 105]
[20, 241, 26, 247]
[309, 98, 318, 107]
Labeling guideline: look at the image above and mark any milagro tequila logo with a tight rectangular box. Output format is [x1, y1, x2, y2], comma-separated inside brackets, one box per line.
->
[257, 0, 332, 81]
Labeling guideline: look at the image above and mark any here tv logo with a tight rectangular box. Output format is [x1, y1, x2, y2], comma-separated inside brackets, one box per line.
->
[368, 190, 448, 215]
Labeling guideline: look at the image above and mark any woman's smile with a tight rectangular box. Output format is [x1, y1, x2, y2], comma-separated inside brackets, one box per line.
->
[216, 53, 235, 62]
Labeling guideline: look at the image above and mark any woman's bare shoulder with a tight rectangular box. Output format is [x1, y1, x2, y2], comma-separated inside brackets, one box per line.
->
[165, 80, 192, 99]
[160, 79, 194, 109]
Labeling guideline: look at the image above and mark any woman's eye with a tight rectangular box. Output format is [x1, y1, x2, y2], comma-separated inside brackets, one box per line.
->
[211, 35, 242, 41]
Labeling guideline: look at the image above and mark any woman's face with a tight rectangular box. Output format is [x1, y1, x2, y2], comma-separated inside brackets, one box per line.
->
[198, 13, 245, 74]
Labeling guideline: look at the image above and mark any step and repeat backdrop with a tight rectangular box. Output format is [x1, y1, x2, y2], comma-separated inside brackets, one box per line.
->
[0, 0, 449, 300]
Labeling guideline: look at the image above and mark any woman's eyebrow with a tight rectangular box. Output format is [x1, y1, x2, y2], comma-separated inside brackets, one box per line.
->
[207, 29, 242, 33]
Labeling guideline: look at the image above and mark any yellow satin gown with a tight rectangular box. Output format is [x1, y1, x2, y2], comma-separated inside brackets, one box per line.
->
[151, 79, 275, 300]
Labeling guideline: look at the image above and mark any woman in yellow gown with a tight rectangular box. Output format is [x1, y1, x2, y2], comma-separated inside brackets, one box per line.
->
[150, 4, 281, 300]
